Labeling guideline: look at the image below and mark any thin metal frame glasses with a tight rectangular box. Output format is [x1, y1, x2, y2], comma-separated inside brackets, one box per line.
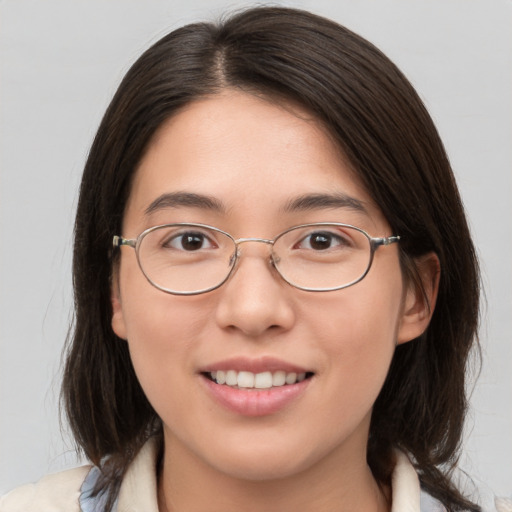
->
[113, 223, 400, 295]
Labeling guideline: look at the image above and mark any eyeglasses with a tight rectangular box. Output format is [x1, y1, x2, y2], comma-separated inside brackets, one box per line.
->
[113, 223, 400, 295]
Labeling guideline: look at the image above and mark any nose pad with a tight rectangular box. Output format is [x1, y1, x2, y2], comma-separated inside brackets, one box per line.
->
[271, 254, 281, 267]
[229, 246, 278, 278]
[228, 248, 241, 268]
[214, 245, 295, 337]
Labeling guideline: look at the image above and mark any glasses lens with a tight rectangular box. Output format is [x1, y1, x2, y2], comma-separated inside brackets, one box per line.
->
[273, 224, 372, 290]
[137, 225, 236, 294]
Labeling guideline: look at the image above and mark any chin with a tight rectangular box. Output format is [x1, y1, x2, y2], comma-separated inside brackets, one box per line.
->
[199, 434, 330, 483]
[214, 455, 309, 482]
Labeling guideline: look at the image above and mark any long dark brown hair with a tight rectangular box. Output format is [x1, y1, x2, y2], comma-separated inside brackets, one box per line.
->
[63, 7, 481, 511]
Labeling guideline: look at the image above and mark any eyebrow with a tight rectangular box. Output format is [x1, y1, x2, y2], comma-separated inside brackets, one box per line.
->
[144, 192, 226, 216]
[282, 193, 368, 215]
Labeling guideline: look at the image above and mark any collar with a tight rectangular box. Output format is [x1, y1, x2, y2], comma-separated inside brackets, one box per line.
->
[81, 438, 437, 512]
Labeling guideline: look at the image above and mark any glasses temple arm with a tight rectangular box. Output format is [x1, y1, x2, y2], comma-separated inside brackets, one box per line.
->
[112, 236, 137, 249]
[372, 235, 401, 248]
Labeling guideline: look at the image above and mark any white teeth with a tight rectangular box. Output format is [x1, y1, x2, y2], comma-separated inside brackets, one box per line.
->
[210, 370, 309, 388]
[237, 371, 255, 388]
[254, 371, 273, 389]
[225, 370, 238, 386]
[285, 372, 297, 385]
[272, 370, 286, 386]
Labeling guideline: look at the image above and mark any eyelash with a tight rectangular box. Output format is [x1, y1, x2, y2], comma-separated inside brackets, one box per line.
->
[162, 231, 216, 251]
[295, 230, 353, 250]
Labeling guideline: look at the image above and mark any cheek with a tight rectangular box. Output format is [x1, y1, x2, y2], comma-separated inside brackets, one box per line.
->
[122, 293, 212, 367]
[116, 262, 214, 407]
[309, 276, 403, 399]
[117, 255, 211, 348]
[122, 295, 218, 431]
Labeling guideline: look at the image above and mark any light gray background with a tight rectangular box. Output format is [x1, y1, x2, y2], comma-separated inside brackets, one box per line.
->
[1, 0, 511, 503]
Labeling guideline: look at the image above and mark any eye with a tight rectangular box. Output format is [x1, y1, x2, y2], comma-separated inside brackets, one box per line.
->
[296, 230, 349, 251]
[164, 231, 215, 251]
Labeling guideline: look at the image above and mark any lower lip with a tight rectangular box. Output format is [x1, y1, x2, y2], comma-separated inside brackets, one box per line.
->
[201, 375, 311, 417]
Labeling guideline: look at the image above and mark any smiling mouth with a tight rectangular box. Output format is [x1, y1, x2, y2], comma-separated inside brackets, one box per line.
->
[203, 370, 314, 389]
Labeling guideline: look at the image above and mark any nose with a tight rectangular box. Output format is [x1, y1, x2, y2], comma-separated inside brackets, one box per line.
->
[214, 244, 295, 338]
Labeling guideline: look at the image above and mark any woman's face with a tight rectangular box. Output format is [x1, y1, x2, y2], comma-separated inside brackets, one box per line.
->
[112, 91, 426, 481]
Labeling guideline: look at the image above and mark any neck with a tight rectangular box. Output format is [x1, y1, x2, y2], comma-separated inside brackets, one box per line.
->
[157, 435, 390, 512]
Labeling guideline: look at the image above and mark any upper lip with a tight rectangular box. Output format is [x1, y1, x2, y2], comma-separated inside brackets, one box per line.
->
[199, 356, 311, 374]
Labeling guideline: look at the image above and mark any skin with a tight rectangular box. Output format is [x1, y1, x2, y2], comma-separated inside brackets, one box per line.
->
[111, 91, 438, 512]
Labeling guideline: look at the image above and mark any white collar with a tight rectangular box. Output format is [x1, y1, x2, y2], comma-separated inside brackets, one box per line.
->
[89, 438, 434, 512]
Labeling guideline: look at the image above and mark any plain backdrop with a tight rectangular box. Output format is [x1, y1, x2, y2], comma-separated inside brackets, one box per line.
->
[1, 0, 511, 505]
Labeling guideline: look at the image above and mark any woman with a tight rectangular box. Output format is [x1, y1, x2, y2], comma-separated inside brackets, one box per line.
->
[1, 6, 484, 512]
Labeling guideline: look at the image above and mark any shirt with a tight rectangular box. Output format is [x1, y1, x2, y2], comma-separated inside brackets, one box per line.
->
[0, 439, 474, 512]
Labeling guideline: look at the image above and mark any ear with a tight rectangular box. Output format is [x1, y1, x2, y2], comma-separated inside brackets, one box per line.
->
[397, 252, 440, 345]
[111, 269, 128, 340]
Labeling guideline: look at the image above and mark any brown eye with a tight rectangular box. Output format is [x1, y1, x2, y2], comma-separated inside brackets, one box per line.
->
[165, 231, 214, 251]
[298, 231, 347, 251]
[310, 233, 333, 250]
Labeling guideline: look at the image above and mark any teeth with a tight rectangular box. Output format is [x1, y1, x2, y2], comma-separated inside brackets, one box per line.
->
[272, 370, 286, 386]
[226, 370, 237, 386]
[285, 372, 297, 385]
[237, 371, 254, 388]
[209, 370, 309, 388]
[254, 371, 272, 389]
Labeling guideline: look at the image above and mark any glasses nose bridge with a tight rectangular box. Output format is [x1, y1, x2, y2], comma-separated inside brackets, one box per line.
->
[233, 237, 275, 261]
[235, 237, 274, 246]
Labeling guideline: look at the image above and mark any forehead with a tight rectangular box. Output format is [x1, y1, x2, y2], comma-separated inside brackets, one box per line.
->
[124, 91, 386, 233]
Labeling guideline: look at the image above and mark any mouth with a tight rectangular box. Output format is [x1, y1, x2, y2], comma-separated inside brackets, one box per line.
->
[203, 370, 314, 389]
[199, 357, 315, 416]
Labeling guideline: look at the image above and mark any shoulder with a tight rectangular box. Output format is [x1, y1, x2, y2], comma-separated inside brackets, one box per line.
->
[392, 450, 447, 512]
[393, 450, 510, 512]
[0, 465, 92, 512]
